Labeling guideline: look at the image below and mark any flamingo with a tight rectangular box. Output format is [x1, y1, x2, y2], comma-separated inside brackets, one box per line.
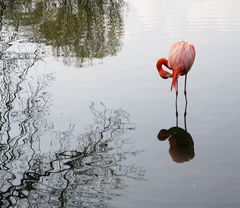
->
[156, 41, 195, 91]
[156, 41, 196, 116]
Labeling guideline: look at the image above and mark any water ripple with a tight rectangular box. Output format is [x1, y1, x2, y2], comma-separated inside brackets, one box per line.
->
[128, 0, 240, 33]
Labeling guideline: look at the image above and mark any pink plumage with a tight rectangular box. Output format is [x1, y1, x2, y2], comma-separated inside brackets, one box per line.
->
[168, 41, 195, 74]
[156, 41, 196, 91]
[168, 41, 196, 90]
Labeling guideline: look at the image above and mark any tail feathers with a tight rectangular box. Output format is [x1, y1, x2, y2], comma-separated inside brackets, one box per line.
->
[171, 69, 180, 91]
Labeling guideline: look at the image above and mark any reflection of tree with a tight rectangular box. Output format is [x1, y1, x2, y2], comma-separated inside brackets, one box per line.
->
[0, 33, 144, 207]
[1, 0, 125, 67]
[31, 103, 144, 208]
[0, 102, 144, 207]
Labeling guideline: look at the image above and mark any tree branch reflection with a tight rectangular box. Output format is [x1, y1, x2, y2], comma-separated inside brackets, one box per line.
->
[0, 35, 144, 207]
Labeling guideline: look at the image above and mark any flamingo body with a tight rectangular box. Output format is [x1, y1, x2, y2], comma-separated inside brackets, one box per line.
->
[168, 41, 195, 90]
[156, 41, 196, 90]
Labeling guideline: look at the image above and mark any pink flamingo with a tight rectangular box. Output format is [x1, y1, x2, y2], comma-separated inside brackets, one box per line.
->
[156, 41, 196, 116]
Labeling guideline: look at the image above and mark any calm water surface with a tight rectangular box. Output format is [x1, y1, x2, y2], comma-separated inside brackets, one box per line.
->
[0, 0, 240, 207]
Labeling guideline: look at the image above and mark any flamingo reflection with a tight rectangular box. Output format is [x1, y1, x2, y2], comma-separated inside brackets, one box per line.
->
[157, 102, 195, 163]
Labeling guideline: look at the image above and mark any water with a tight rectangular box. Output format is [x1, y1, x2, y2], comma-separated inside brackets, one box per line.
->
[0, 0, 240, 207]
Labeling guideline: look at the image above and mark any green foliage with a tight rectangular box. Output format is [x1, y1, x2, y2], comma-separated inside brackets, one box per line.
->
[1, 0, 126, 67]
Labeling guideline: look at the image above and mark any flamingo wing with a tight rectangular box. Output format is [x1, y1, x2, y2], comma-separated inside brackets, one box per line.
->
[168, 41, 195, 74]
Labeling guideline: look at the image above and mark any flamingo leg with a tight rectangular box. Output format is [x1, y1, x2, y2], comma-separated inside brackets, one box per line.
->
[184, 114, 187, 131]
[175, 80, 178, 127]
[176, 107, 179, 127]
[184, 74, 188, 117]
[184, 101, 188, 131]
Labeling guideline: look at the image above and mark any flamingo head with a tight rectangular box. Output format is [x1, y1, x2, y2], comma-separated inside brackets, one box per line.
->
[156, 58, 172, 79]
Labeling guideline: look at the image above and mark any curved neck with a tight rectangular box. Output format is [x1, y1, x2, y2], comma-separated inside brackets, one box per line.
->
[156, 58, 171, 79]
[156, 58, 168, 70]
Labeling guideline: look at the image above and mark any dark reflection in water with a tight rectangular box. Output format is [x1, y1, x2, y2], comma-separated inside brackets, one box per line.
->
[0, 33, 144, 208]
[158, 127, 194, 163]
[158, 104, 195, 163]
[0, 0, 125, 67]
